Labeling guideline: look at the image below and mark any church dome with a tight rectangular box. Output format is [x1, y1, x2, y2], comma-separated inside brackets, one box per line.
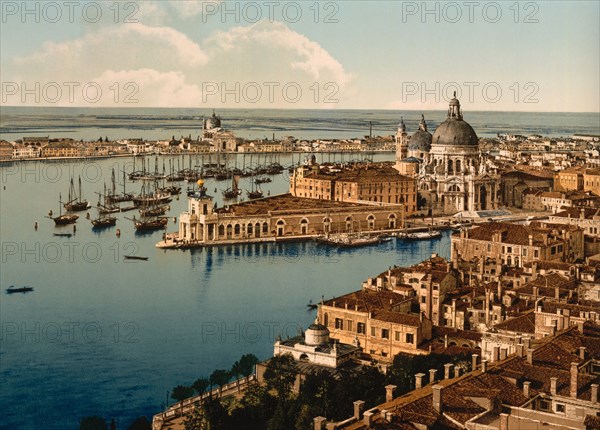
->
[431, 95, 478, 147]
[408, 114, 432, 152]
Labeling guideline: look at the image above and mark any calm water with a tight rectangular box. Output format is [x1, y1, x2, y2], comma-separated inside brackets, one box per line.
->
[0, 153, 451, 430]
[1, 108, 598, 429]
[1, 107, 599, 141]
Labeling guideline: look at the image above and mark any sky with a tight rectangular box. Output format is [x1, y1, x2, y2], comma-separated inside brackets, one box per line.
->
[1, 0, 599, 112]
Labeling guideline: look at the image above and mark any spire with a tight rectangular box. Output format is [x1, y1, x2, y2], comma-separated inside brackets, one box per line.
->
[398, 117, 406, 132]
[419, 114, 428, 132]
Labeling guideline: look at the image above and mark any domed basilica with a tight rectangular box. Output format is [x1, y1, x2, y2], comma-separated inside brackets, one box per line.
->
[394, 95, 500, 215]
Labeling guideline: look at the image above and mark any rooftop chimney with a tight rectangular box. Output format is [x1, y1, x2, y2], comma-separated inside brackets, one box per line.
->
[353, 400, 365, 421]
[526, 349, 534, 365]
[415, 373, 425, 389]
[516, 344, 524, 357]
[550, 377, 558, 395]
[363, 411, 374, 427]
[579, 346, 586, 360]
[429, 369, 437, 384]
[500, 413, 509, 430]
[432, 385, 443, 413]
[385, 385, 397, 402]
[454, 366, 462, 378]
[493, 346, 500, 362]
[444, 363, 453, 380]
[313, 416, 326, 430]
[523, 381, 531, 398]
[570, 362, 578, 398]
[481, 360, 488, 373]
[592, 384, 598, 404]
[472, 354, 479, 372]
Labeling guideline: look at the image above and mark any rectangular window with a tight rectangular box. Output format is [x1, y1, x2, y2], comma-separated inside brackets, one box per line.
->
[555, 403, 565, 413]
[370, 326, 376, 337]
[382, 329, 389, 339]
[406, 333, 414, 344]
[347, 320, 353, 332]
[357, 323, 366, 334]
[394, 331, 401, 341]
[534, 250, 539, 258]
[335, 318, 343, 330]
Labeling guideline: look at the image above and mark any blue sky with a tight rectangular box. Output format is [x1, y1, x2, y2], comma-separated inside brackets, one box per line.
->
[1, 1, 598, 112]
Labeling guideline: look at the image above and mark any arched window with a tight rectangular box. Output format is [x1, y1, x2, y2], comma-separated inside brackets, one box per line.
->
[448, 159, 453, 174]
[346, 216, 353, 231]
[367, 214, 375, 230]
[218, 225, 225, 236]
[323, 313, 328, 327]
[456, 159, 461, 173]
[263, 222, 269, 234]
[234, 224, 240, 235]
[300, 218, 309, 235]
[226, 224, 233, 238]
[247, 223, 253, 235]
[388, 213, 397, 229]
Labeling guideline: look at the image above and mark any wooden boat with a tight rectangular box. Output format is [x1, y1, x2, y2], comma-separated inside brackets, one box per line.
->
[255, 177, 271, 184]
[124, 255, 148, 261]
[47, 193, 79, 225]
[91, 216, 117, 228]
[139, 204, 169, 217]
[398, 230, 442, 240]
[317, 232, 380, 247]
[126, 216, 169, 231]
[6, 285, 34, 294]
[222, 175, 242, 199]
[53, 233, 73, 238]
[247, 190, 263, 199]
[64, 176, 90, 211]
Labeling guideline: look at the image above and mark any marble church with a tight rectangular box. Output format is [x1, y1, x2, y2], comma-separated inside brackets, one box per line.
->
[395, 95, 500, 215]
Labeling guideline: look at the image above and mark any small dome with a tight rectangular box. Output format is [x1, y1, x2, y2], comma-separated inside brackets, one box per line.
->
[408, 129, 432, 152]
[305, 317, 329, 346]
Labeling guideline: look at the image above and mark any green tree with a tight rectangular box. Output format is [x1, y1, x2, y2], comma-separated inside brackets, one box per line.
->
[127, 416, 151, 430]
[79, 416, 107, 430]
[238, 353, 259, 377]
[263, 353, 298, 401]
[192, 378, 210, 396]
[172, 385, 195, 402]
[210, 369, 231, 394]
[183, 397, 228, 430]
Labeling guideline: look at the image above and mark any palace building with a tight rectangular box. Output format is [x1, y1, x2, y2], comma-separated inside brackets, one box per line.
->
[171, 185, 404, 246]
[396, 95, 501, 215]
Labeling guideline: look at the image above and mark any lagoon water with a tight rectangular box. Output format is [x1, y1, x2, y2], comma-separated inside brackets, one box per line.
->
[0, 109, 598, 429]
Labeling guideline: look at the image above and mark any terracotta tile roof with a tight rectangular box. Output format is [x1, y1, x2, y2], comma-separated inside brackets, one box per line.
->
[371, 310, 421, 327]
[322, 289, 407, 313]
[464, 222, 562, 246]
[553, 207, 600, 219]
[494, 312, 536, 334]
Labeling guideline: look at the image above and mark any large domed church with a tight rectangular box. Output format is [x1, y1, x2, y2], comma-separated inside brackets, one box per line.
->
[395, 94, 500, 215]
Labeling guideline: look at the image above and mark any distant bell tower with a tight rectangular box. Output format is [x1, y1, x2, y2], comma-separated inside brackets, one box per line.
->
[395, 117, 408, 163]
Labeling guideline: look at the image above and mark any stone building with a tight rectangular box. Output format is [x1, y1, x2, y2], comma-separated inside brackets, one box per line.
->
[0, 140, 13, 160]
[500, 170, 553, 208]
[584, 168, 600, 196]
[404, 95, 501, 215]
[290, 161, 417, 216]
[451, 222, 585, 269]
[318, 289, 432, 362]
[175, 187, 404, 245]
[554, 166, 586, 191]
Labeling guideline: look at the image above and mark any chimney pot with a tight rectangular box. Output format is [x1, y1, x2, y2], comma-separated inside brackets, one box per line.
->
[454, 366, 462, 378]
[526, 349, 534, 365]
[313, 416, 326, 430]
[472, 354, 479, 371]
[570, 362, 578, 399]
[550, 377, 558, 395]
[432, 385, 443, 413]
[385, 385, 397, 402]
[579, 346, 586, 360]
[429, 369, 437, 384]
[591, 384, 598, 404]
[444, 363, 453, 379]
[516, 344, 524, 357]
[523, 381, 531, 398]
[415, 373, 425, 389]
[353, 400, 365, 421]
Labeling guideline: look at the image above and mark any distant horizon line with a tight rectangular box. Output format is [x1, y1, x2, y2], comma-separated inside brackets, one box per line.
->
[1, 105, 599, 115]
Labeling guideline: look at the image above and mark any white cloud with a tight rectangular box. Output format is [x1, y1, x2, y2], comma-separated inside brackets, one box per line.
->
[169, 1, 223, 19]
[3, 20, 353, 109]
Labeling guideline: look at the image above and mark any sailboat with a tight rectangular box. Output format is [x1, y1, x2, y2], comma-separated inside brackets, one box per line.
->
[47, 193, 79, 225]
[222, 174, 242, 199]
[91, 188, 117, 228]
[63, 176, 90, 211]
[96, 184, 120, 214]
[247, 174, 263, 199]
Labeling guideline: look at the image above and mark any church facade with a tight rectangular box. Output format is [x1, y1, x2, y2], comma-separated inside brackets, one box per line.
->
[395, 95, 500, 216]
